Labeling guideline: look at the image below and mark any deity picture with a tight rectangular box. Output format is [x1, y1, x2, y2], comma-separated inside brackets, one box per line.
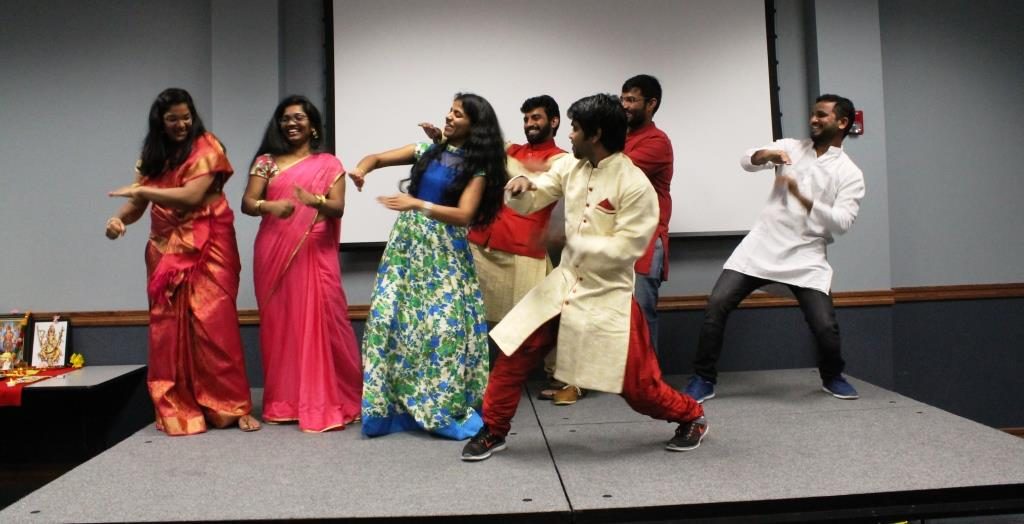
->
[31, 320, 70, 368]
[0, 316, 27, 371]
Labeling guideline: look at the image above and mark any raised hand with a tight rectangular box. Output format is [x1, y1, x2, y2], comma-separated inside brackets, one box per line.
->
[419, 122, 443, 143]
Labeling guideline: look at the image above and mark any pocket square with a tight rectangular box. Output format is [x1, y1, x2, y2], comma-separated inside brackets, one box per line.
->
[597, 198, 615, 211]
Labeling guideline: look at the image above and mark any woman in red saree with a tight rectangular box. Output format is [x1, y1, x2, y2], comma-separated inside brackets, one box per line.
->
[241, 95, 361, 432]
[106, 88, 260, 435]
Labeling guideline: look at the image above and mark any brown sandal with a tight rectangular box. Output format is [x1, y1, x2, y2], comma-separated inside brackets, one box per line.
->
[538, 379, 567, 400]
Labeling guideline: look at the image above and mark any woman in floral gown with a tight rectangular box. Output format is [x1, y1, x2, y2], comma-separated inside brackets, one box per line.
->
[348, 93, 507, 439]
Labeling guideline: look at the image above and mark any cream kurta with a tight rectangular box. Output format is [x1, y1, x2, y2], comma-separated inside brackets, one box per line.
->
[490, 152, 657, 393]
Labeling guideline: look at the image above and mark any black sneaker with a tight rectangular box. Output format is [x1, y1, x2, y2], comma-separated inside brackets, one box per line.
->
[666, 416, 709, 452]
[461, 427, 507, 462]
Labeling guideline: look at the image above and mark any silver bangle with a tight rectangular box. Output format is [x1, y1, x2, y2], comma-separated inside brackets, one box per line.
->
[420, 201, 434, 217]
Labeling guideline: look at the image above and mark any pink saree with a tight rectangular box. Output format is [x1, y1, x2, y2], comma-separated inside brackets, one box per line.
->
[144, 132, 253, 436]
[252, 153, 362, 432]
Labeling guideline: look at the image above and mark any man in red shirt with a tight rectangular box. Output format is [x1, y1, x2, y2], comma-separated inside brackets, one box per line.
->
[621, 75, 674, 355]
[471, 96, 584, 404]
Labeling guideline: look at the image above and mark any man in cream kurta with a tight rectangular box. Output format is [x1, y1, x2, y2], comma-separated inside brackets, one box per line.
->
[462, 94, 705, 461]
[683, 94, 866, 404]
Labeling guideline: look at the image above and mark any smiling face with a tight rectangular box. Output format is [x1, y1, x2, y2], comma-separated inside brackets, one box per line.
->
[809, 100, 846, 144]
[443, 100, 472, 146]
[162, 103, 193, 143]
[523, 107, 555, 145]
[620, 87, 654, 129]
[278, 103, 312, 148]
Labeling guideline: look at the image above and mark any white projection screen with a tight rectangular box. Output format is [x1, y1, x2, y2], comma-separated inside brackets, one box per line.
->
[332, 0, 775, 244]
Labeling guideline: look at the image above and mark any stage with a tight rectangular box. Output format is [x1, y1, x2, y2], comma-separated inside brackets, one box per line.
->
[2, 369, 1023, 523]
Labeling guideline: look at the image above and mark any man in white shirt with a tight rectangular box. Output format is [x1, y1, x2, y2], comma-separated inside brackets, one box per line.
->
[683, 94, 866, 403]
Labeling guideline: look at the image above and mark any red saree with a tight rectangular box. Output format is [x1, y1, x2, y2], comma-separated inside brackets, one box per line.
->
[143, 132, 253, 436]
[252, 153, 361, 432]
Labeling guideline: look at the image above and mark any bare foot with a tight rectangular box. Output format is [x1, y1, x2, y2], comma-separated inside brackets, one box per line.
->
[238, 414, 262, 432]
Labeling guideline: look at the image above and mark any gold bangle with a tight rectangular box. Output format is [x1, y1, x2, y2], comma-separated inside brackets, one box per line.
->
[255, 199, 265, 213]
[315, 194, 327, 207]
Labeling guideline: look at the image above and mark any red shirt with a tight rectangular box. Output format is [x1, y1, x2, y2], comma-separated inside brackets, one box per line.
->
[624, 122, 673, 279]
[468, 139, 565, 258]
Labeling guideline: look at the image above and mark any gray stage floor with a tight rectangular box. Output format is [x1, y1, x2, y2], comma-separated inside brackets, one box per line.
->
[3, 369, 1024, 523]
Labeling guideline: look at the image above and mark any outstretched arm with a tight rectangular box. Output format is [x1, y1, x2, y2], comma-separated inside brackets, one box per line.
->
[348, 144, 418, 191]
[105, 174, 148, 239]
[110, 174, 217, 210]
[504, 155, 569, 215]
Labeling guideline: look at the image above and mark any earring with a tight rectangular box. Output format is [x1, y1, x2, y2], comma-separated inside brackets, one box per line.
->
[312, 129, 320, 139]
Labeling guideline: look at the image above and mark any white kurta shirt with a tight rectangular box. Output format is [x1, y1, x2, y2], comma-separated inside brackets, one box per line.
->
[724, 138, 865, 294]
[490, 152, 658, 393]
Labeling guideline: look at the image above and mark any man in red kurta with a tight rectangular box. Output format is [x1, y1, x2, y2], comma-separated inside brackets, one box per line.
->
[466, 95, 584, 404]
[622, 74, 674, 355]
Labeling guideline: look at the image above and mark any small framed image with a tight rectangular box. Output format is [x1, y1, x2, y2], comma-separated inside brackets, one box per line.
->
[0, 314, 29, 371]
[31, 318, 72, 368]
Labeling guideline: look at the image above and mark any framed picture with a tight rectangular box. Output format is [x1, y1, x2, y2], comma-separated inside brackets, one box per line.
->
[30, 318, 71, 368]
[0, 314, 29, 370]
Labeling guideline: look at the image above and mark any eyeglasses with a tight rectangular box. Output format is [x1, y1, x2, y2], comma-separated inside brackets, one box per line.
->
[620, 95, 647, 104]
[279, 113, 309, 125]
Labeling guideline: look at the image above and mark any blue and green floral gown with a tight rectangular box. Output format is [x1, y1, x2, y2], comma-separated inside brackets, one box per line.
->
[361, 142, 489, 439]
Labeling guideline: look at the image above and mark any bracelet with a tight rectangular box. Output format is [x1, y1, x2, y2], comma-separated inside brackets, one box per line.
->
[315, 194, 327, 207]
[420, 201, 434, 217]
[255, 199, 265, 214]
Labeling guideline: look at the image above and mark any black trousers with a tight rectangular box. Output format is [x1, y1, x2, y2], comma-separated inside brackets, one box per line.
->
[693, 269, 844, 383]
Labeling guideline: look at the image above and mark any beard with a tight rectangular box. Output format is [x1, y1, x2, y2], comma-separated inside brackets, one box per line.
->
[811, 126, 839, 147]
[625, 110, 647, 130]
[525, 122, 554, 145]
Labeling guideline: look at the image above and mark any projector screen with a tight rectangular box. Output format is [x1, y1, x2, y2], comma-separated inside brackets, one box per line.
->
[331, 0, 775, 244]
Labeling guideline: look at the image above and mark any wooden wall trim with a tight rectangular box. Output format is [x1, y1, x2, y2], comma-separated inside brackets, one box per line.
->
[1004, 428, 1024, 439]
[893, 283, 1024, 303]
[659, 289, 894, 311]
[33, 283, 1023, 327]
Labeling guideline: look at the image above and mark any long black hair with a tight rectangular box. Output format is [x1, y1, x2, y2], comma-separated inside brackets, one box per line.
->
[403, 93, 507, 227]
[137, 88, 209, 177]
[251, 94, 326, 166]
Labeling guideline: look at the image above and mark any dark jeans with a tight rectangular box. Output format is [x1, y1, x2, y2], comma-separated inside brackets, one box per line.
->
[693, 269, 844, 383]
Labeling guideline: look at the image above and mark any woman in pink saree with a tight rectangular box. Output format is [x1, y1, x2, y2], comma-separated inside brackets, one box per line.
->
[106, 88, 260, 435]
[242, 95, 361, 433]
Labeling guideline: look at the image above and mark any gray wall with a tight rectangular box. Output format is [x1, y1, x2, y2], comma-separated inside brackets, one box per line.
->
[880, 0, 1024, 286]
[2, 0, 214, 311]
[0, 0, 318, 312]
